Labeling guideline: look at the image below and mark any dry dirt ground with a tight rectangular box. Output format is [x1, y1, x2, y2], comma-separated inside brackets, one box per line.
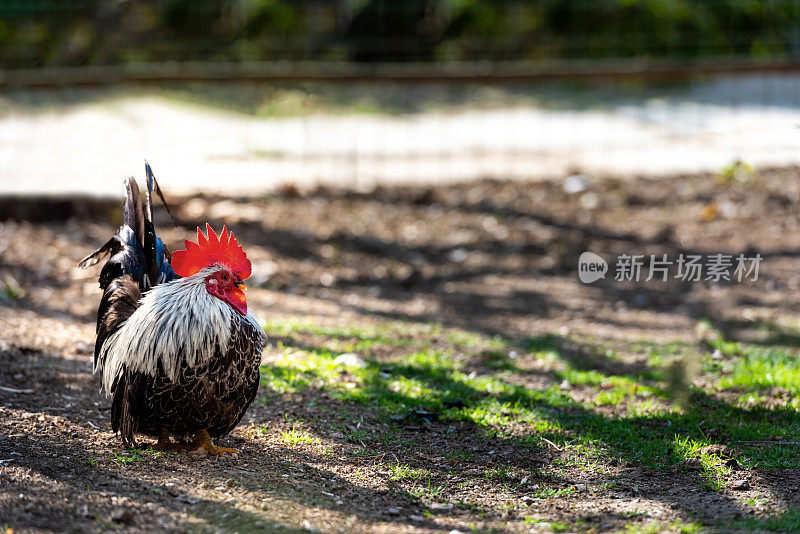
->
[2, 168, 800, 533]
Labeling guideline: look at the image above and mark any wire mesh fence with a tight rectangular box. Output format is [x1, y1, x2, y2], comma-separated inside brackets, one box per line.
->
[1, 0, 799, 68]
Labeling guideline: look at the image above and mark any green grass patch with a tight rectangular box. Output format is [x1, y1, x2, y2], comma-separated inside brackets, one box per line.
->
[671, 436, 731, 490]
[483, 466, 514, 483]
[111, 449, 150, 465]
[719, 347, 800, 397]
[259, 320, 800, 476]
[622, 520, 703, 533]
[388, 464, 430, 481]
[279, 422, 320, 446]
[726, 508, 800, 532]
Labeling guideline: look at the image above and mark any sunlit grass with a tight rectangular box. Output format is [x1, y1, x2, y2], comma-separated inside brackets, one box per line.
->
[622, 520, 703, 534]
[671, 435, 732, 490]
[719, 347, 800, 396]
[110, 448, 154, 465]
[259, 317, 800, 494]
[388, 464, 430, 481]
[726, 508, 800, 532]
[279, 422, 320, 446]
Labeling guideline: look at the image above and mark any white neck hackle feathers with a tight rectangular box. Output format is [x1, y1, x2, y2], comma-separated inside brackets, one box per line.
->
[96, 266, 260, 394]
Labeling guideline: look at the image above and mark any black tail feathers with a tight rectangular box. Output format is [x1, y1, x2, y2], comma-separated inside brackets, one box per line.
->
[144, 162, 176, 227]
[78, 164, 177, 291]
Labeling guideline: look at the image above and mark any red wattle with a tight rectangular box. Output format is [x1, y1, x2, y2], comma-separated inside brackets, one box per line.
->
[224, 287, 247, 316]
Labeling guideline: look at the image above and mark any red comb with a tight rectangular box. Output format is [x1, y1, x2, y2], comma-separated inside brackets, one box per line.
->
[171, 223, 251, 280]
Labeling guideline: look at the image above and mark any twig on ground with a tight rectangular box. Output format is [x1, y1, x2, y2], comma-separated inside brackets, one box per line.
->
[540, 437, 563, 451]
[0, 385, 34, 394]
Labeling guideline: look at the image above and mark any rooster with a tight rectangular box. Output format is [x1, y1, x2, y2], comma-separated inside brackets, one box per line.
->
[79, 164, 267, 455]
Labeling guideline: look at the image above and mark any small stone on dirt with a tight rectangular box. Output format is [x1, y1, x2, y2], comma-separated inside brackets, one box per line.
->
[387, 506, 401, 515]
[563, 174, 588, 194]
[448, 248, 469, 263]
[409, 515, 424, 521]
[110, 508, 134, 524]
[302, 519, 318, 532]
[579, 191, 600, 210]
[730, 479, 750, 490]
[333, 353, 367, 368]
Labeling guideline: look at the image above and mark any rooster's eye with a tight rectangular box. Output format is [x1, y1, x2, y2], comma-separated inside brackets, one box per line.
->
[220, 272, 230, 281]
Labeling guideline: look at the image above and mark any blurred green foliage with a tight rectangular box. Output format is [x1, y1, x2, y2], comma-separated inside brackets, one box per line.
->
[0, 0, 798, 67]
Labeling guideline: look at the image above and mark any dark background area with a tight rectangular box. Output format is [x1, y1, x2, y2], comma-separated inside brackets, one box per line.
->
[1, 0, 799, 68]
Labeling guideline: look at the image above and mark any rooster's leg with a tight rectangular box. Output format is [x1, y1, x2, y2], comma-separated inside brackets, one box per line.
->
[151, 427, 192, 452]
[193, 429, 240, 455]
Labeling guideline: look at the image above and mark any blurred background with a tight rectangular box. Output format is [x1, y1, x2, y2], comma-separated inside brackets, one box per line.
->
[3, 0, 800, 350]
[2, 0, 800, 194]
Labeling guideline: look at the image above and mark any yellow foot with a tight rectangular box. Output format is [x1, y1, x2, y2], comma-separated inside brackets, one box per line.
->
[193, 429, 240, 456]
[151, 428, 193, 452]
